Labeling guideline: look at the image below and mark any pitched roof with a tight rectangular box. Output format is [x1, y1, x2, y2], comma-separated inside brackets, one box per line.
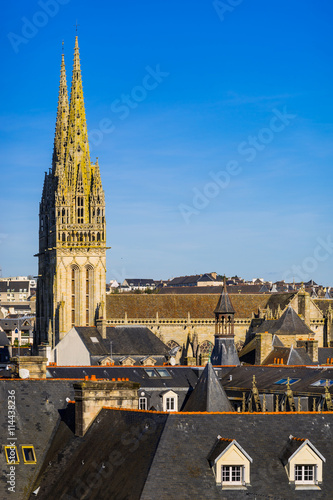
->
[74, 326, 169, 357]
[207, 436, 253, 464]
[262, 346, 314, 366]
[318, 347, 333, 365]
[272, 334, 284, 347]
[182, 362, 233, 412]
[106, 293, 272, 319]
[255, 306, 314, 336]
[214, 283, 235, 314]
[32, 410, 333, 500]
[280, 436, 326, 466]
[107, 326, 169, 355]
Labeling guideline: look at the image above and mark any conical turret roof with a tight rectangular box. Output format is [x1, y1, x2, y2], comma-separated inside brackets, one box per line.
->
[182, 361, 233, 412]
[214, 280, 235, 314]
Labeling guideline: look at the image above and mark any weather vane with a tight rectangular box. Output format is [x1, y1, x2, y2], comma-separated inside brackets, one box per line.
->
[74, 21, 80, 33]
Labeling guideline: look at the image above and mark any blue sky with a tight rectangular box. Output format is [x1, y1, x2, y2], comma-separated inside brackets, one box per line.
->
[1, 0, 333, 285]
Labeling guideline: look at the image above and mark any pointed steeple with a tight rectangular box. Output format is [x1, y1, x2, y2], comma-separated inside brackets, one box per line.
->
[182, 361, 233, 412]
[52, 50, 69, 177]
[64, 36, 91, 196]
[214, 279, 235, 315]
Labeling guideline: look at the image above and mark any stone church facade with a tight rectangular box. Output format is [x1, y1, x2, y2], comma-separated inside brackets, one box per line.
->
[101, 289, 333, 364]
[35, 37, 107, 349]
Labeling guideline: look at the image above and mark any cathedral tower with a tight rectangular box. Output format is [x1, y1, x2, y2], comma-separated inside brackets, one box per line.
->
[35, 37, 107, 348]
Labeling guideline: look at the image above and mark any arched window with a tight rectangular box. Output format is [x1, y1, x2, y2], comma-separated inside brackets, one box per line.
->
[85, 266, 94, 326]
[71, 266, 79, 326]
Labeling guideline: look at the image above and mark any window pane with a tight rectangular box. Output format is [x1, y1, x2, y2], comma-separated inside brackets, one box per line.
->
[156, 368, 171, 378]
[144, 369, 158, 377]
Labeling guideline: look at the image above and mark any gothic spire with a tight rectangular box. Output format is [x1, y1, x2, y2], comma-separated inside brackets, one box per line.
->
[64, 36, 91, 194]
[214, 279, 235, 315]
[52, 51, 69, 177]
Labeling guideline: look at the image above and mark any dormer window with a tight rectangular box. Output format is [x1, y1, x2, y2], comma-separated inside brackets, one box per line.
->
[281, 436, 325, 490]
[207, 437, 252, 490]
[161, 390, 178, 412]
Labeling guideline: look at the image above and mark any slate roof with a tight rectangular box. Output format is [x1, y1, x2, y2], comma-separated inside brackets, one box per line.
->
[74, 326, 170, 357]
[255, 306, 314, 336]
[314, 299, 333, 315]
[272, 334, 284, 347]
[166, 273, 222, 287]
[207, 437, 233, 463]
[318, 347, 333, 365]
[219, 365, 333, 394]
[0, 330, 9, 346]
[0, 280, 30, 292]
[182, 361, 233, 412]
[107, 326, 169, 355]
[46, 365, 199, 390]
[211, 337, 240, 366]
[214, 284, 235, 314]
[123, 278, 155, 287]
[106, 293, 273, 319]
[280, 436, 325, 466]
[262, 346, 314, 366]
[30, 409, 333, 499]
[0, 380, 77, 500]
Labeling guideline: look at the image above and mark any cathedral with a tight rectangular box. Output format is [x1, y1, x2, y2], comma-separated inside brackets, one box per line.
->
[35, 37, 107, 349]
[34, 37, 333, 364]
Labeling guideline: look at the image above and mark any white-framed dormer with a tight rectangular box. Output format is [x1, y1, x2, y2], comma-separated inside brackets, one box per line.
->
[207, 436, 252, 490]
[282, 436, 325, 490]
[160, 389, 178, 412]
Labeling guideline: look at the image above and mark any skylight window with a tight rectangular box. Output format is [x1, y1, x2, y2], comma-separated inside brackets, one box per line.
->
[90, 337, 99, 343]
[21, 445, 37, 464]
[144, 368, 158, 377]
[310, 379, 333, 387]
[156, 368, 171, 378]
[4, 446, 19, 464]
[274, 378, 300, 385]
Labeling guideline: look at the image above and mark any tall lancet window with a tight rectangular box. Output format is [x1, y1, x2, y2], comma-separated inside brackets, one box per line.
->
[77, 197, 84, 223]
[76, 170, 84, 223]
[71, 266, 79, 326]
[85, 266, 94, 326]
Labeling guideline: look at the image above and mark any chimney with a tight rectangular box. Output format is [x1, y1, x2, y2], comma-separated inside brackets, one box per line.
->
[12, 356, 48, 379]
[296, 339, 319, 363]
[96, 318, 107, 339]
[73, 378, 140, 437]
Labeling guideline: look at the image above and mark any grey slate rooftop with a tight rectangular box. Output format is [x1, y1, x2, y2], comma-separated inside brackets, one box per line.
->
[30, 409, 333, 500]
[255, 305, 315, 336]
[182, 361, 233, 412]
[74, 325, 170, 358]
